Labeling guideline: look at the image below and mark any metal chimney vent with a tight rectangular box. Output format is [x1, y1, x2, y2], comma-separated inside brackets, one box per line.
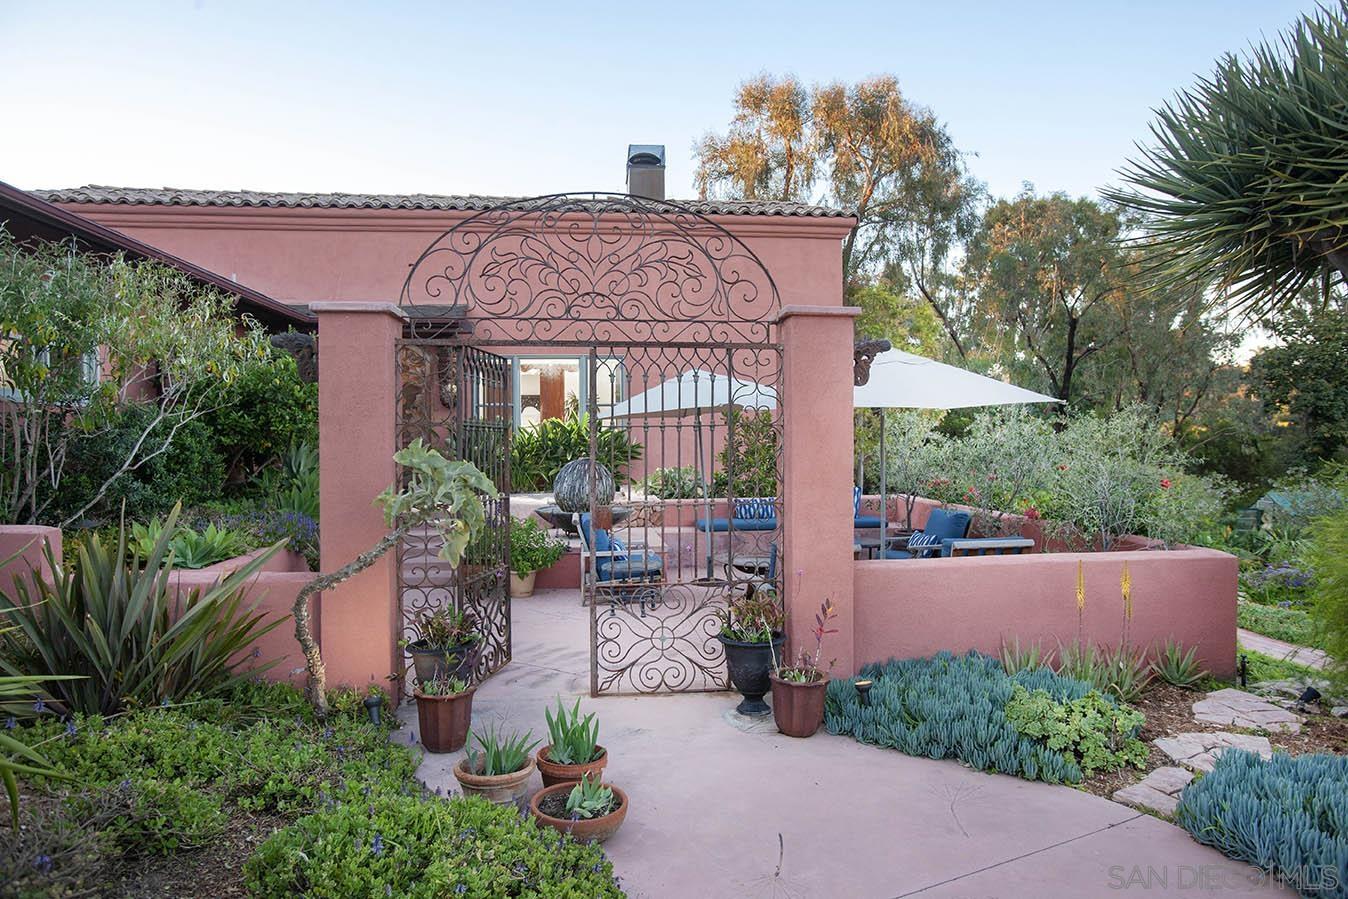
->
[626, 144, 665, 201]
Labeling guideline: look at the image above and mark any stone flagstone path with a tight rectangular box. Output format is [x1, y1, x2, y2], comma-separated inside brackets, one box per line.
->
[1112, 767, 1194, 817]
[1239, 628, 1330, 670]
[1193, 687, 1304, 734]
[1153, 731, 1274, 773]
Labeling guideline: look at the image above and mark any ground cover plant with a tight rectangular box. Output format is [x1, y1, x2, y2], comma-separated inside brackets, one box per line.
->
[2, 682, 624, 898]
[1176, 750, 1348, 898]
[826, 651, 1147, 784]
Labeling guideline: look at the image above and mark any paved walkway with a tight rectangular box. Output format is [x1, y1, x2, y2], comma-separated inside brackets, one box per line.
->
[402, 590, 1292, 898]
[1238, 627, 1330, 670]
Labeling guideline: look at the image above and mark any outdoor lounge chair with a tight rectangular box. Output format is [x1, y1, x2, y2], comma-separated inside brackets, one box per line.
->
[694, 497, 778, 533]
[880, 508, 972, 559]
[576, 513, 665, 584]
[853, 485, 884, 529]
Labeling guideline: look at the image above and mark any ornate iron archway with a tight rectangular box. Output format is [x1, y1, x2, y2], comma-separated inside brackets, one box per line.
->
[397, 193, 786, 695]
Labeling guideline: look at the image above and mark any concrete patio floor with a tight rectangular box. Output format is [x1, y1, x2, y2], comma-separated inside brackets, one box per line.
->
[400, 588, 1292, 898]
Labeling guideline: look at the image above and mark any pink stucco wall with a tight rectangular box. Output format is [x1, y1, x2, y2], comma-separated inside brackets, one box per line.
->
[0, 525, 62, 593]
[853, 547, 1238, 679]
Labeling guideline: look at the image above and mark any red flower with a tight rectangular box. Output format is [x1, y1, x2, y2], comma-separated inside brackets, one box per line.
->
[1057, 464, 1069, 471]
[1024, 506, 1041, 520]
[1160, 479, 1172, 490]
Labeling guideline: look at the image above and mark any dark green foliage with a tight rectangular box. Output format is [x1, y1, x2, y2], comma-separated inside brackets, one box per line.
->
[1309, 502, 1348, 691]
[643, 466, 705, 500]
[245, 792, 623, 898]
[1176, 751, 1348, 897]
[0, 509, 285, 715]
[510, 517, 567, 578]
[203, 352, 318, 486]
[50, 408, 225, 525]
[1253, 308, 1348, 461]
[714, 408, 779, 498]
[1004, 685, 1147, 776]
[511, 414, 643, 493]
[1238, 601, 1321, 651]
[826, 651, 1101, 784]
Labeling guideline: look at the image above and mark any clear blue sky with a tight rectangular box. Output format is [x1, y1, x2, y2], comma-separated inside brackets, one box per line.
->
[0, 0, 1315, 204]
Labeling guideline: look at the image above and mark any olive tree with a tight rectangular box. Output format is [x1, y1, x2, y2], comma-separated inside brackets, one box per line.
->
[291, 440, 497, 719]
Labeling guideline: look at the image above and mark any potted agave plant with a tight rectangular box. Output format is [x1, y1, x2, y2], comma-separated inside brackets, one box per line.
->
[716, 589, 785, 716]
[404, 607, 480, 685]
[530, 773, 629, 844]
[509, 518, 568, 598]
[769, 600, 839, 738]
[413, 674, 475, 753]
[452, 723, 539, 808]
[536, 696, 607, 787]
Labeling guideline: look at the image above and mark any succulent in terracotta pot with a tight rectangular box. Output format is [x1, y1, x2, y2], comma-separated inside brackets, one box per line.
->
[530, 774, 628, 844]
[536, 696, 607, 787]
[769, 599, 838, 738]
[413, 674, 475, 753]
[452, 723, 539, 808]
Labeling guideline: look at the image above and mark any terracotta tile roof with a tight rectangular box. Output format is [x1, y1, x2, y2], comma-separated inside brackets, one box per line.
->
[34, 185, 854, 219]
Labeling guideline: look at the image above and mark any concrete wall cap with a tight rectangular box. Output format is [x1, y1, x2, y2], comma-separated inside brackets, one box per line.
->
[308, 301, 408, 320]
[776, 305, 862, 322]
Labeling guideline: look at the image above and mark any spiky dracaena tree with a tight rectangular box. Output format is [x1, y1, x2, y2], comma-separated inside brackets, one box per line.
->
[292, 440, 496, 719]
[1107, 2, 1348, 319]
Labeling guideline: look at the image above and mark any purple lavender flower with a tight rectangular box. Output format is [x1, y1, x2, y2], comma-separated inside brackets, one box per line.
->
[33, 854, 52, 874]
[371, 833, 384, 856]
[4, 716, 15, 730]
[64, 720, 77, 738]
[32, 698, 45, 714]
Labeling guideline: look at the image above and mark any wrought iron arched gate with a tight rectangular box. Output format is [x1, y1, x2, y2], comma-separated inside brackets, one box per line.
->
[396, 194, 784, 695]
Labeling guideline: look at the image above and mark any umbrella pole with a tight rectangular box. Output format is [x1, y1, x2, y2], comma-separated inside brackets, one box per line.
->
[879, 409, 888, 545]
[696, 409, 714, 581]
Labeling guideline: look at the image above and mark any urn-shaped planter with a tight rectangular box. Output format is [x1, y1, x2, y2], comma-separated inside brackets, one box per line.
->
[718, 633, 785, 716]
[407, 640, 478, 684]
[529, 783, 629, 844]
[510, 572, 537, 597]
[414, 685, 476, 753]
[452, 755, 536, 808]
[536, 745, 608, 787]
[769, 673, 828, 737]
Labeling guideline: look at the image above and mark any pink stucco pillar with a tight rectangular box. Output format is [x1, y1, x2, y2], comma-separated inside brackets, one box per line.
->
[778, 305, 861, 676]
[311, 301, 407, 693]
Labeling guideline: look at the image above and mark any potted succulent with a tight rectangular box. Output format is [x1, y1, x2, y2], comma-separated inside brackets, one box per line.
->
[530, 773, 629, 844]
[413, 674, 475, 753]
[769, 600, 839, 737]
[403, 607, 480, 685]
[536, 696, 607, 787]
[509, 517, 568, 597]
[452, 723, 539, 807]
[716, 589, 785, 716]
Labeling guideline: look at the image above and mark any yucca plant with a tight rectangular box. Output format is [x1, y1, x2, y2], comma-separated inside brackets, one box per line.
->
[465, 723, 539, 776]
[1108, 1, 1348, 319]
[0, 505, 286, 716]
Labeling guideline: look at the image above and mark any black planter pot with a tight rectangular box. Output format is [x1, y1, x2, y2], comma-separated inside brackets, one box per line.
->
[408, 640, 479, 685]
[718, 633, 784, 716]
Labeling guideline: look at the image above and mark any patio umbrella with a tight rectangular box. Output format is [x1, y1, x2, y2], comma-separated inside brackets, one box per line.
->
[605, 369, 777, 580]
[853, 349, 1060, 537]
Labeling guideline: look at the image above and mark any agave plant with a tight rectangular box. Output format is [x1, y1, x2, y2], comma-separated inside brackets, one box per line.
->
[1108, 1, 1348, 319]
[0, 505, 286, 716]
[565, 774, 617, 820]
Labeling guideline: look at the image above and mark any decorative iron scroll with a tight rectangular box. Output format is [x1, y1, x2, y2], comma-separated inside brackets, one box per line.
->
[400, 193, 783, 346]
[593, 585, 731, 694]
[854, 338, 891, 386]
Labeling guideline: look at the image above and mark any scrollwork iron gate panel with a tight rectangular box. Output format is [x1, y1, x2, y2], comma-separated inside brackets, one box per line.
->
[398, 193, 785, 697]
[395, 341, 512, 683]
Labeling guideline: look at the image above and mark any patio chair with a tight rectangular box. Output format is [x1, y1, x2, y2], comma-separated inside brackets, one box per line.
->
[853, 485, 884, 529]
[575, 513, 665, 586]
[880, 508, 972, 559]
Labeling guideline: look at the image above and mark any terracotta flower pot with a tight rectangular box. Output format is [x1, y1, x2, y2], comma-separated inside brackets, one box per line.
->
[769, 673, 828, 738]
[414, 685, 476, 753]
[452, 755, 536, 808]
[510, 572, 537, 597]
[529, 782, 629, 844]
[536, 745, 608, 787]
[718, 633, 784, 716]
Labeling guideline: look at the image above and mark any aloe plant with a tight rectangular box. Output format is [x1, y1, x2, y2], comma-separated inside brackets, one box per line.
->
[544, 697, 600, 765]
[0, 505, 285, 715]
[565, 774, 616, 820]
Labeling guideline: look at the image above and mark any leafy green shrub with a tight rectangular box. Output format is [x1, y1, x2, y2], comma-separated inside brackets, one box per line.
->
[1176, 751, 1348, 897]
[511, 414, 642, 493]
[1237, 601, 1321, 649]
[510, 517, 567, 577]
[1309, 502, 1348, 692]
[643, 466, 705, 500]
[244, 793, 624, 898]
[714, 408, 779, 499]
[1150, 639, 1208, 689]
[826, 651, 1099, 784]
[0, 508, 285, 715]
[63, 777, 227, 855]
[230, 509, 319, 571]
[1004, 685, 1147, 776]
[203, 351, 318, 486]
[130, 517, 253, 569]
[252, 441, 319, 519]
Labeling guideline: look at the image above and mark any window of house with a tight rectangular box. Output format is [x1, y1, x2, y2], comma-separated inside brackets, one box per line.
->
[511, 355, 624, 428]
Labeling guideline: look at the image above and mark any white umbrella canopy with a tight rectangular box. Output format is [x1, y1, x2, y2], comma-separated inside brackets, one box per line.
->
[853, 349, 1060, 543]
[604, 369, 777, 419]
[855, 349, 1060, 410]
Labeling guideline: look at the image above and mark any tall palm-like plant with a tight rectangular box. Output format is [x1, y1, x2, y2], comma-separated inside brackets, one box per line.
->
[1107, 2, 1348, 319]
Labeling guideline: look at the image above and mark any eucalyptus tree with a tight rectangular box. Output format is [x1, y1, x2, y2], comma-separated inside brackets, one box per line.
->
[1107, 1, 1348, 319]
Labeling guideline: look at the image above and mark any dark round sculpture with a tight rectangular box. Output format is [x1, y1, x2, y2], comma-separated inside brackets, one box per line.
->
[553, 458, 615, 513]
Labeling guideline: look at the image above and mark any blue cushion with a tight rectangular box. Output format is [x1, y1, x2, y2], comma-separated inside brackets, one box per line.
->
[880, 548, 915, 560]
[924, 509, 972, 542]
[696, 517, 732, 533]
[853, 485, 862, 516]
[734, 497, 776, 520]
[697, 516, 779, 532]
[578, 514, 611, 554]
[597, 553, 664, 582]
[853, 516, 884, 529]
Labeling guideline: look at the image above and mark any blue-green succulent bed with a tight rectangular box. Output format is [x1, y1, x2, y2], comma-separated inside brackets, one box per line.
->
[825, 651, 1146, 784]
